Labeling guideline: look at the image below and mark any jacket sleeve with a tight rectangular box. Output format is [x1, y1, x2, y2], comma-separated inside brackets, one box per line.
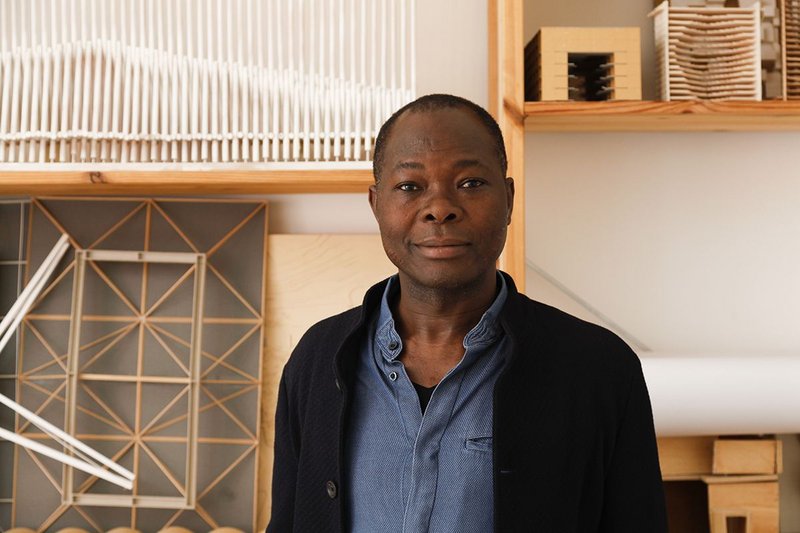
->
[599, 360, 668, 532]
[266, 369, 299, 532]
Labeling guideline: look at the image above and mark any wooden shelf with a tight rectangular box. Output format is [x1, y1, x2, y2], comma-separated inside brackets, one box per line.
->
[524, 100, 800, 132]
[0, 163, 373, 195]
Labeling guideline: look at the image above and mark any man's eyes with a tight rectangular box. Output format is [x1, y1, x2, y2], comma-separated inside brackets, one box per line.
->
[395, 179, 485, 192]
[459, 178, 485, 188]
[396, 183, 421, 192]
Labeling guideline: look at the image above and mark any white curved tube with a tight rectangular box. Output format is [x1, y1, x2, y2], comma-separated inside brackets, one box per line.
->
[640, 353, 800, 437]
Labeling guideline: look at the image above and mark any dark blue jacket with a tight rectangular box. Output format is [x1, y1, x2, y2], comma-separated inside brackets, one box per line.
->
[268, 272, 667, 532]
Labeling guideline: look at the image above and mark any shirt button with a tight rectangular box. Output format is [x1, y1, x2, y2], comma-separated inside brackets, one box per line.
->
[388, 371, 398, 381]
[388, 340, 398, 350]
[326, 480, 338, 499]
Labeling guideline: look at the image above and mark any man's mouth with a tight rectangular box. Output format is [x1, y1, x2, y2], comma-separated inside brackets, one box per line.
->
[415, 238, 470, 259]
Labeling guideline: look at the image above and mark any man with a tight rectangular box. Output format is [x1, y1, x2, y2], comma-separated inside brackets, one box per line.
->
[268, 94, 667, 532]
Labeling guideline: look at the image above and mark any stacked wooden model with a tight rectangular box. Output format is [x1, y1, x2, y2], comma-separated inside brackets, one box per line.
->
[524, 27, 642, 102]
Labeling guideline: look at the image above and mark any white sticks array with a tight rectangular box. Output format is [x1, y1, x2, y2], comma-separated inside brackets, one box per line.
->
[0, 234, 136, 490]
[0, 0, 416, 163]
[651, 1, 762, 100]
[786, 0, 800, 97]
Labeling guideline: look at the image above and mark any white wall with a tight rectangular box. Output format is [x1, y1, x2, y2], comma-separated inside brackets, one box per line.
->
[524, 131, 800, 354]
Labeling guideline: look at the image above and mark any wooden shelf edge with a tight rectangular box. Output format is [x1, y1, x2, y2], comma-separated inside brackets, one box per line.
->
[0, 166, 374, 195]
[524, 100, 800, 132]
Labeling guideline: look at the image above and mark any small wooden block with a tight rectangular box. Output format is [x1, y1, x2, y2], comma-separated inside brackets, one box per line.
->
[712, 439, 782, 475]
[707, 482, 779, 533]
[658, 436, 716, 478]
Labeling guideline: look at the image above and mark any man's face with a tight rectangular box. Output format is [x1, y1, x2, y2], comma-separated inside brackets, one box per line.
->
[369, 107, 514, 292]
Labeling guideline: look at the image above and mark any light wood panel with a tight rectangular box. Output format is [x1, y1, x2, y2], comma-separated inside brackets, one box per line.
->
[0, 166, 373, 195]
[525, 100, 800, 131]
[489, 0, 527, 286]
[257, 234, 396, 530]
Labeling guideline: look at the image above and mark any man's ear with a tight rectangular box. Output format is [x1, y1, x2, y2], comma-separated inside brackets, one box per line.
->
[505, 177, 515, 225]
[368, 184, 379, 217]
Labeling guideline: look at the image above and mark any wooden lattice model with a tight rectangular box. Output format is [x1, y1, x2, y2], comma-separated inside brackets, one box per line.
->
[665, 0, 787, 99]
[4, 198, 266, 532]
[524, 27, 642, 102]
[786, 0, 800, 97]
[651, 1, 762, 100]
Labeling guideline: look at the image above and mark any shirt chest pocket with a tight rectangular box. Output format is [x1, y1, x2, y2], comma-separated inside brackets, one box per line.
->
[464, 435, 493, 454]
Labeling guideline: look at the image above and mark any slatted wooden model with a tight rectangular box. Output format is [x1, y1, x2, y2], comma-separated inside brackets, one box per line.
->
[7, 197, 266, 532]
[651, 1, 762, 100]
[786, 0, 800, 96]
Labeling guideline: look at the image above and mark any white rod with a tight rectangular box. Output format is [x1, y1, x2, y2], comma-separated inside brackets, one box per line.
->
[0, 53, 12, 162]
[111, 43, 123, 161]
[0, 393, 136, 483]
[0, 425, 133, 490]
[18, 49, 32, 162]
[48, 32, 63, 162]
[0, 238, 69, 353]
[69, 7, 84, 161]
[0, 234, 69, 340]
[28, 46, 42, 162]
[38, 47, 53, 161]
[140, 49, 151, 161]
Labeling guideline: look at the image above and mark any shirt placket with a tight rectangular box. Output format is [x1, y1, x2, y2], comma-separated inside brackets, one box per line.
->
[398, 351, 469, 533]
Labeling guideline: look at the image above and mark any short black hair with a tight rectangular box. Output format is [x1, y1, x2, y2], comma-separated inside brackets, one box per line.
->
[372, 93, 508, 183]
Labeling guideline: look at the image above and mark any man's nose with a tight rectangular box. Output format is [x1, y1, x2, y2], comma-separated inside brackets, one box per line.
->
[423, 190, 461, 223]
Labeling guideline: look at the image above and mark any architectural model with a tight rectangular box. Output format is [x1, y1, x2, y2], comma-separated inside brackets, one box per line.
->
[524, 27, 642, 102]
[0, 0, 415, 164]
[651, 1, 762, 100]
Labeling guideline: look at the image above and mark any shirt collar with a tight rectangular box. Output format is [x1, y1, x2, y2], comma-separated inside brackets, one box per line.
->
[374, 273, 508, 362]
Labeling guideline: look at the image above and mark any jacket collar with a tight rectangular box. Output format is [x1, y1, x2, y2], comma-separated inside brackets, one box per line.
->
[335, 271, 526, 385]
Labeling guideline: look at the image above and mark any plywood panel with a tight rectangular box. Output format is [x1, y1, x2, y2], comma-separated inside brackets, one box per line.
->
[257, 234, 396, 530]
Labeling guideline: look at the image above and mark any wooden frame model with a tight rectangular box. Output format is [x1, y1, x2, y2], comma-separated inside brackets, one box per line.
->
[8, 197, 267, 531]
[62, 248, 206, 509]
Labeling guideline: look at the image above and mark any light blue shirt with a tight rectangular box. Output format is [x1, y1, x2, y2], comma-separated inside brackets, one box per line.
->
[346, 274, 510, 532]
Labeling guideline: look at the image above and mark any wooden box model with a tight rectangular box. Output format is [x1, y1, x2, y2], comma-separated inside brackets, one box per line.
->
[524, 27, 642, 101]
[658, 436, 782, 533]
[650, 1, 762, 100]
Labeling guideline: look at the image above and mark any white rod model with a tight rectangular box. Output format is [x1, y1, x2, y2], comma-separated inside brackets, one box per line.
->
[0, 0, 416, 163]
[0, 426, 133, 490]
[0, 394, 135, 486]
